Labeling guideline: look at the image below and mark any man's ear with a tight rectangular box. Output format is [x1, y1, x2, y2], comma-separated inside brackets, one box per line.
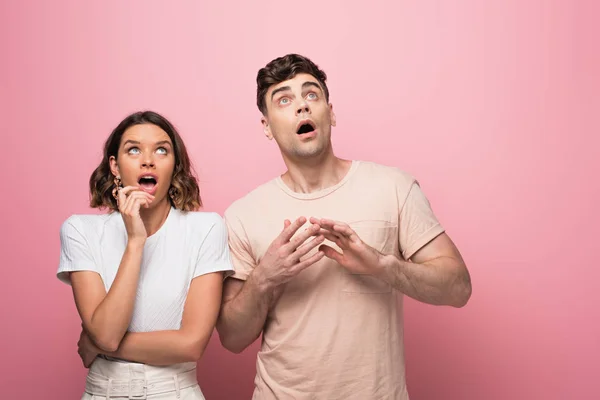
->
[262, 116, 273, 140]
[329, 103, 336, 127]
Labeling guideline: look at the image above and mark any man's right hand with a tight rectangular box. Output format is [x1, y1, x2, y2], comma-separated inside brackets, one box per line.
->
[253, 217, 325, 294]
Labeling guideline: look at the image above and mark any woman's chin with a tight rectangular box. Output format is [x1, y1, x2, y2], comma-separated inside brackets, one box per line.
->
[143, 196, 169, 211]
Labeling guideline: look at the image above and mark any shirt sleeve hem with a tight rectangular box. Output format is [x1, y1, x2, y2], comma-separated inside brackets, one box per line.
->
[402, 224, 446, 260]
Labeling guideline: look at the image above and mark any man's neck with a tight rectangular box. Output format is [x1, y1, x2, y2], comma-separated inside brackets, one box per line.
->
[280, 152, 352, 194]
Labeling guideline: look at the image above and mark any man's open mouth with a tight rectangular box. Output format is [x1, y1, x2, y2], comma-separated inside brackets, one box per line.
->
[296, 122, 316, 135]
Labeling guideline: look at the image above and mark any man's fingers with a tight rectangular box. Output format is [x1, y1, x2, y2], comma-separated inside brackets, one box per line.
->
[291, 250, 325, 274]
[279, 217, 307, 243]
[309, 217, 362, 245]
[319, 244, 344, 263]
[311, 218, 355, 238]
[333, 224, 360, 243]
[283, 219, 291, 229]
[318, 226, 343, 239]
[308, 217, 321, 225]
[319, 218, 352, 233]
[287, 223, 321, 250]
[318, 229, 345, 248]
[314, 218, 338, 229]
[292, 235, 325, 260]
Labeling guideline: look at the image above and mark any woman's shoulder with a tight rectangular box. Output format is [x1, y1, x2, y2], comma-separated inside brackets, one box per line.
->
[174, 210, 226, 236]
[60, 212, 119, 237]
[62, 212, 116, 226]
[176, 210, 224, 224]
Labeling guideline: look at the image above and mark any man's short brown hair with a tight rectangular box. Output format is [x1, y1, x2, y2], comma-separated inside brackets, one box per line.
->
[256, 54, 330, 115]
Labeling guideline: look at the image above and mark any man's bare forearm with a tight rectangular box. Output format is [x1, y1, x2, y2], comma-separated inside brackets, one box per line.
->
[378, 254, 471, 307]
[216, 273, 275, 353]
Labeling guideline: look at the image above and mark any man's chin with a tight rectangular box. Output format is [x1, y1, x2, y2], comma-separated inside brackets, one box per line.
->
[291, 144, 329, 160]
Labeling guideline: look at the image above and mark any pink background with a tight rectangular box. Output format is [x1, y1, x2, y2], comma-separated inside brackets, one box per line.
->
[1, 1, 598, 399]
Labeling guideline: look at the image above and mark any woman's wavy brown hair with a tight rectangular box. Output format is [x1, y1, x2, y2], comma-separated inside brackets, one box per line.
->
[89, 111, 202, 212]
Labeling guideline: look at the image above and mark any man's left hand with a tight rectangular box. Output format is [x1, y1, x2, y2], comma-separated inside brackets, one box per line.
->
[310, 217, 384, 276]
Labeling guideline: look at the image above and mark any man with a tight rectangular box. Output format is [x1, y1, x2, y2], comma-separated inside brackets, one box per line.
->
[216, 54, 472, 400]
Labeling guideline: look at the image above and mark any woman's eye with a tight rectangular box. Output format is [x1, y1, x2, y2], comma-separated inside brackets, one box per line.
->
[128, 147, 140, 155]
[156, 147, 167, 155]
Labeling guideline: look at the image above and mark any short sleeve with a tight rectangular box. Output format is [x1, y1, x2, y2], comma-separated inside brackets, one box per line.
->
[399, 181, 445, 260]
[194, 214, 235, 279]
[223, 210, 256, 281]
[57, 216, 101, 285]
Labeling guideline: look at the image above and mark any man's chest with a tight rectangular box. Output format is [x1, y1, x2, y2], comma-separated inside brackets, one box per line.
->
[246, 196, 400, 264]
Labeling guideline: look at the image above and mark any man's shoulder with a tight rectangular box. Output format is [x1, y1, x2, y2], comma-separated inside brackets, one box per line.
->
[355, 160, 417, 186]
[224, 177, 280, 220]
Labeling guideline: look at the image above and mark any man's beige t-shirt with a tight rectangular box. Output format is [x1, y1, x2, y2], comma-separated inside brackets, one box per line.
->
[224, 161, 445, 400]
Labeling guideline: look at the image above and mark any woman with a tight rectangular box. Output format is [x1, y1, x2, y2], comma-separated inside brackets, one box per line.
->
[57, 111, 233, 399]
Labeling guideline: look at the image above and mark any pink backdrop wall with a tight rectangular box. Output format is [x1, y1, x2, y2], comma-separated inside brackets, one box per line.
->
[1, 1, 598, 399]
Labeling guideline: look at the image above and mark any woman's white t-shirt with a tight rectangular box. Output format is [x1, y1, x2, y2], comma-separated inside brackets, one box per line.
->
[57, 208, 234, 332]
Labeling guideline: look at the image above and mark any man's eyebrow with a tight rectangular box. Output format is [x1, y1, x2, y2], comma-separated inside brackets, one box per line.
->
[302, 81, 322, 91]
[271, 86, 291, 100]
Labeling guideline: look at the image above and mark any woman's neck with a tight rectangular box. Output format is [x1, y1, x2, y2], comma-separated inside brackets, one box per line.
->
[139, 199, 172, 237]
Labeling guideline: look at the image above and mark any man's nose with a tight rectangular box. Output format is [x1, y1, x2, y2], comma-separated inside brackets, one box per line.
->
[296, 101, 311, 115]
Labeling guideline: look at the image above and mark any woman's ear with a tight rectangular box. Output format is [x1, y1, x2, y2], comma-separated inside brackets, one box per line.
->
[109, 156, 119, 178]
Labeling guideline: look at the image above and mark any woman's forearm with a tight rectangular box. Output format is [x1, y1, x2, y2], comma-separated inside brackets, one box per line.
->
[85, 240, 145, 351]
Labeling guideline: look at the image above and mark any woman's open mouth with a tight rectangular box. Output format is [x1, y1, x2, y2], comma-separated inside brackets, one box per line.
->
[138, 175, 158, 194]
